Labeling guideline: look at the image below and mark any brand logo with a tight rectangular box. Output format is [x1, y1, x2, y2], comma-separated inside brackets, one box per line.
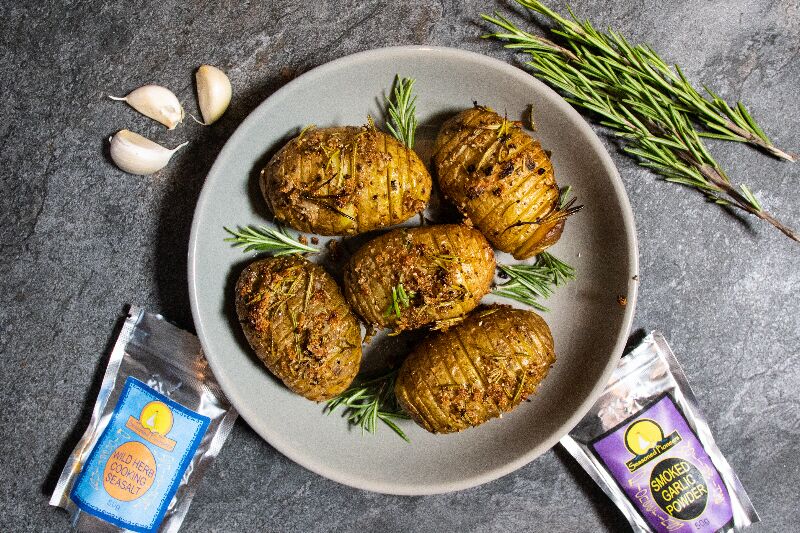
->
[623, 418, 681, 472]
[124, 400, 177, 451]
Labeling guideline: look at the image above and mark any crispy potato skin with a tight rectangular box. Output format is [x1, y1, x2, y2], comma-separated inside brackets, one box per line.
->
[343, 224, 495, 332]
[433, 107, 564, 259]
[261, 126, 432, 236]
[235, 256, 362, 401]
[395, 305, 555, 433]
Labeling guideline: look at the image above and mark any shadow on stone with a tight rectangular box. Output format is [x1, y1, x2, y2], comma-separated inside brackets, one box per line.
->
[553, 445, 629, 530]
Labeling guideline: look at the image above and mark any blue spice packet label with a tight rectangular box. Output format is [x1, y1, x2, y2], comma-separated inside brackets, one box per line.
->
[71, 377, 210, 533]
[590, 393, 733, 533]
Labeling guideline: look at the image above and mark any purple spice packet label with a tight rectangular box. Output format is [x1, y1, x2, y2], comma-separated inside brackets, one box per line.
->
[590, 393, 733, 532]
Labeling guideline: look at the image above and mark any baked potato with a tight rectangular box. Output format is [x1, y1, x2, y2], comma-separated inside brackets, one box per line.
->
[261, 126, 432, 235]
[433, 105, 576, 259]
[343, 224, 495, 332]
[235, 255, 362, 401]
[394, 305, 555, 433]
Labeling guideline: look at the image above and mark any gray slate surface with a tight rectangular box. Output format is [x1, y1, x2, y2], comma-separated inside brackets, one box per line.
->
[1, 0, 798, 531]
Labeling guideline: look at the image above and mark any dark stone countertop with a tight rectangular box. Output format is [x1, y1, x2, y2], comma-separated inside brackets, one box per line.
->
[1, 0, 797, 531]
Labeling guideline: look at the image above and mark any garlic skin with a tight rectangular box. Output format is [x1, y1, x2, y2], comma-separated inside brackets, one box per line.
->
[195, 65, 232, 125]
[109, 130, 188, 175]
[109, 85, 184, 129]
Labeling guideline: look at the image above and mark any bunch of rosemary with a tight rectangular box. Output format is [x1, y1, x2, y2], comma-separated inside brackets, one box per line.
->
[482, 0, 797, 241]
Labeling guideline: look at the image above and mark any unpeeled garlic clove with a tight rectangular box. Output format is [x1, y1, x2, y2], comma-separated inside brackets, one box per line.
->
[195, 65, 231, 125]
[109, 85, 184, 129]
[109, 129, 188, 175]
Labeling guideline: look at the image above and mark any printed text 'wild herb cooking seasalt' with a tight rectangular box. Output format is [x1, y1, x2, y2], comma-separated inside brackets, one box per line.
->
[50, 307, 237, 533]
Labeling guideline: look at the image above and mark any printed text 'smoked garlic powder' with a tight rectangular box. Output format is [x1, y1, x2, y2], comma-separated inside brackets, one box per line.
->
[50, 307, 238, 533]
[561, 332, 759, 533]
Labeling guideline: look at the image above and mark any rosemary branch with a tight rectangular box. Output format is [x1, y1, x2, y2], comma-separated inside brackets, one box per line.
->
[386, 76, 418, 148]
[482, 0, 798, 242]
[224, 225, 319, 255]
[493, 251, 576, 311]
[325, 369, 410, 442]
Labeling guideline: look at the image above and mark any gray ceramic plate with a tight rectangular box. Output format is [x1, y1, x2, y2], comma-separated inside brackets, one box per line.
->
[188, 46, 638, 495]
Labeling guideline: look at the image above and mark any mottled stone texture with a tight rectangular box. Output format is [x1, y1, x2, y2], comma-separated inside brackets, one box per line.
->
[1, 0, 797, 531]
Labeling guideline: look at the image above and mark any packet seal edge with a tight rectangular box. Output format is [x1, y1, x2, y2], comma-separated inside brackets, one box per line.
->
[650, 332, 761, 527]
[560, 435, 653, 532]
[160, 404, 239, 533]
[48, 305, 144, 509]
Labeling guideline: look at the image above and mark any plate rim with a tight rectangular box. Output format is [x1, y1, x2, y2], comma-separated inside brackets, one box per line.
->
[188, 44, 639, 495]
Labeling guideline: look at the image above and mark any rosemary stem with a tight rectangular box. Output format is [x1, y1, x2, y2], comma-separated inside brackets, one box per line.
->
[693, 161, 800, 241]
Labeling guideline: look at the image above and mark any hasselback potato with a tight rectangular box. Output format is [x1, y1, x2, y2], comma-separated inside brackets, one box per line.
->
[395, 305, 555, 433]
[261, 126, 432, 235]
[343, 224, 495, 332]
[235, 255, 362, 401]
[433, 106, 572, 259]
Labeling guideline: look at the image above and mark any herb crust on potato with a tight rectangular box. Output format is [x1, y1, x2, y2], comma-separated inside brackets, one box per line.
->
[433, 106, 577, 259]
[343, 224, 495, 332]
[261, 125, 432, 236]
[235, 255, 362, 401]
[395, 305, 555, 433]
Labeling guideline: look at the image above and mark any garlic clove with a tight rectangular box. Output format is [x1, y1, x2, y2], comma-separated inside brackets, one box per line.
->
[109, 129, 188, 175]
[195, 65, 232, 125]
[109, 85, 184, 129]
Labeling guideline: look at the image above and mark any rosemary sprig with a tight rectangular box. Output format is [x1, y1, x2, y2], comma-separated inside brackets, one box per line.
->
[558, 185, 572, 209]
[325, 369, 410, 442]
[383, 282, 415, 317]
[386, 76, 418, 148]
[484, 1, 795, 161]
[224, 225, 319, 255]
[493, 251, 576, 310]
[482, 0, 798, 242]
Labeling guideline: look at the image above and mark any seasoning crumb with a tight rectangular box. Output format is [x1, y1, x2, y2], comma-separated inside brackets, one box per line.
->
[327, 239, 342, 262]
[617, 296, 627, 307]
[311, 236, 319, 245]
[298, 235, 309, 245]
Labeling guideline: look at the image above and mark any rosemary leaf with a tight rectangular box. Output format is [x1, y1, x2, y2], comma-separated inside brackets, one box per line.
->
[383, 282, 414, 317]
[558, 185, 572, 209]
[386, 76, 418, 148]
[224, 225, 319, 256]
[325, 370, 411, 442]
[493, 252, 576, 310]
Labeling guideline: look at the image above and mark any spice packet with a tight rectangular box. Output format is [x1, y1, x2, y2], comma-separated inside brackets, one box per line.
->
[560, 332, 758, 532]
[50, 306, 238, 533]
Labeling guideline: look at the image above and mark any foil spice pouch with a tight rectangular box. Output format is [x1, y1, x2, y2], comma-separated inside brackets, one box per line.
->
[50, 306, 238, 533]
[560, 332, 758, 533]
